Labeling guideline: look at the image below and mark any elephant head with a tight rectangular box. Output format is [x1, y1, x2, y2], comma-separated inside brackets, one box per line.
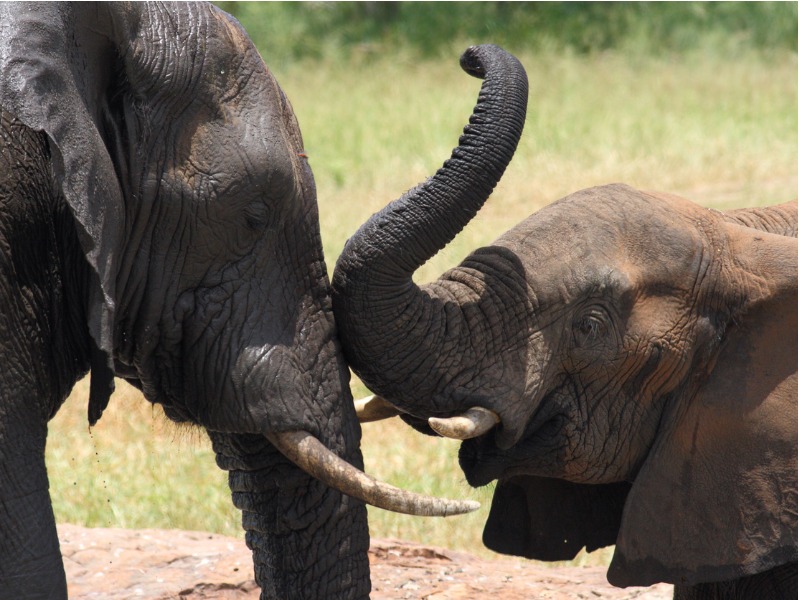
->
[0, 3, 474, 598]
[331, 45, 798, 590]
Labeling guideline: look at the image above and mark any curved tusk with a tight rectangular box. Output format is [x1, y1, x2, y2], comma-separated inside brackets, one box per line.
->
[354, 394, 402, 422]
[267, 430, 479, 517]
[428, 407, 501, 440]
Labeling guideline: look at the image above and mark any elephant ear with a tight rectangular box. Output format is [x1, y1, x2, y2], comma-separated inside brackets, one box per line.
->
[609, 225, 798, 587]
[483, 476, 631, 560]
[0, 3, 137, 420]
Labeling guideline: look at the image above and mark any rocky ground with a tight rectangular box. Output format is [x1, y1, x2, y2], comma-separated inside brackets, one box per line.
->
[59, 524, 673, 599]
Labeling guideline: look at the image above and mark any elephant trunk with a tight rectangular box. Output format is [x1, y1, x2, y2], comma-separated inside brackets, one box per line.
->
[331, 45, 528, 417]
[211, 431, 371, 599]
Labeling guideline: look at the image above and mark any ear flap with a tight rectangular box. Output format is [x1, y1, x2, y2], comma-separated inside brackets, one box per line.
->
[0, 4, 129, 416]
[483, 476, 630, 561]
[609, 226, 797, 587]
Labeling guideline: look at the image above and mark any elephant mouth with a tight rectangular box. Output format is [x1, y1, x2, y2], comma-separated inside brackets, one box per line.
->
[458, 434, 508, 487]
[353, 391, 567, 489]
[457, 396, 567, 488]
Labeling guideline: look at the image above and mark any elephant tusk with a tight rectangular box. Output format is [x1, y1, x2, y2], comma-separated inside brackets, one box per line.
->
[354, 394, 402, 422]
[266, 430, 480, 517]
[428, 407, 501, 440]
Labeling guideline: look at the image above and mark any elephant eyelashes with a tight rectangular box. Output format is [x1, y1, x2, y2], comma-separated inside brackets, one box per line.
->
[572, 309, 610, 347]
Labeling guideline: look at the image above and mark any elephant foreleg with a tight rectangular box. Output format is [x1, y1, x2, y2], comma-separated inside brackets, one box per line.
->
[0, 109, 77, 600]
[0, 412, 67, 600]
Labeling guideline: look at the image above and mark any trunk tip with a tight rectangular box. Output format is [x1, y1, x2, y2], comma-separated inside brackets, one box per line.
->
[459, 44, 519, 81]
[460, 45, 487, 79]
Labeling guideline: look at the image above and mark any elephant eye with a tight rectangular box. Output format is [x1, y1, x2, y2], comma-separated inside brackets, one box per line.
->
[243, 200, 272, 232]
[573, 309, 609, 346]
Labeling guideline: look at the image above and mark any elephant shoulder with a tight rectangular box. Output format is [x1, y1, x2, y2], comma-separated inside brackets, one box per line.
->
[722, 201, 798, 238]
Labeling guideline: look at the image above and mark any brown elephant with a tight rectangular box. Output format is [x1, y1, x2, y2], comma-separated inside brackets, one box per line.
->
[331, 47, 798, 599]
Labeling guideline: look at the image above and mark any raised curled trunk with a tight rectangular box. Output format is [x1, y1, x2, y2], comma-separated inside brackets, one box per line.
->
[331, 45, 528, 417]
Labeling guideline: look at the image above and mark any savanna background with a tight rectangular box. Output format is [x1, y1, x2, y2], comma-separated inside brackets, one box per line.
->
[49, 1, 797, 567]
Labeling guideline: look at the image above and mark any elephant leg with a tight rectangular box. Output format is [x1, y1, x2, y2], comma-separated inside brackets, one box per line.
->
[0, 278, 69, 599]
[0, 299, 70, 599]
[673, 561, 798, 600]
[0, 109, 82, 599]
[0, 405, 67, 599]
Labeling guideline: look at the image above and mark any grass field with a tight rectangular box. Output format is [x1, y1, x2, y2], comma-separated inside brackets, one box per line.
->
[47, 47, 796, 566]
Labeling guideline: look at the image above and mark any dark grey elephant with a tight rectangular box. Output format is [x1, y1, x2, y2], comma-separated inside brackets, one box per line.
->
[0, 3, 475, 599]
[331, 44, 798, 599]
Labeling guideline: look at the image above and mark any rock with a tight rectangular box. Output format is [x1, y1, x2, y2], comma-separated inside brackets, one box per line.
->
[58, 525, 673, 599]
[59, 524, 259, 599]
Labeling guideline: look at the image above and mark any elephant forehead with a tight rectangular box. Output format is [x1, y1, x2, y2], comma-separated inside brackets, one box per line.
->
[496, 184, 710, 299]
[126, 3, 267, 104]
[496, 220, 628, 304]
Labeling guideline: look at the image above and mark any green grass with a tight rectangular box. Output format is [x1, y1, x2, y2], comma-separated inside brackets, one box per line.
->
[47, 48, 796, 567]
[218, 2, 798, 65]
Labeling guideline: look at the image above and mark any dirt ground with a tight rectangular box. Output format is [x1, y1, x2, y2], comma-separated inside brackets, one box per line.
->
[59, 524, 673, 599]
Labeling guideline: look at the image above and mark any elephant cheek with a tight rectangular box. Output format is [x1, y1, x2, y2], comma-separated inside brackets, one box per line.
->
[196, 346, 315, 436]
[231, 345, 316, 436]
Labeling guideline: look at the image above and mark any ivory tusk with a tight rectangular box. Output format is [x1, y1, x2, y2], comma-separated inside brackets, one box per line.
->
[267, 430, 479, 517]
[428, 407, 501, 440]
[354, 394, 402, 422]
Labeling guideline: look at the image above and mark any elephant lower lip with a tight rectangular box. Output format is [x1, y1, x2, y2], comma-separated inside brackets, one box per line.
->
[464, 466, 500, 488]
[458, 439, 505, 487]
[458, 408, 566, 488]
